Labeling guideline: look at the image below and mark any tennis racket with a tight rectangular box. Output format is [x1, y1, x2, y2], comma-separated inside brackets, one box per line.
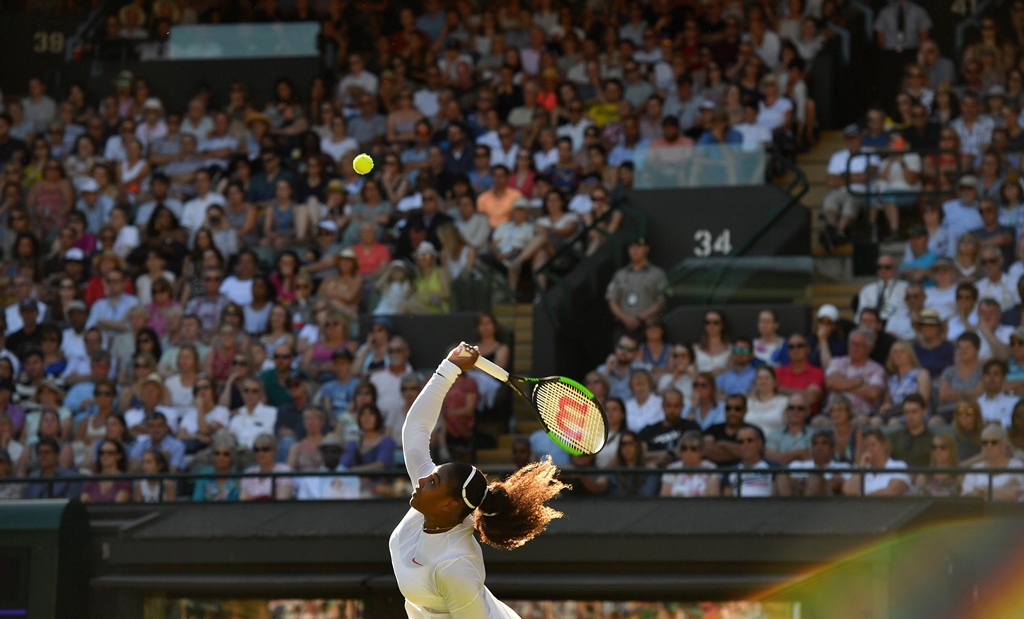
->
[463, 352, 608, 456]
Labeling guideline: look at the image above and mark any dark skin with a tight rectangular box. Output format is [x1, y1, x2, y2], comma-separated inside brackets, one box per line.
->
[409, 343, 481, 533]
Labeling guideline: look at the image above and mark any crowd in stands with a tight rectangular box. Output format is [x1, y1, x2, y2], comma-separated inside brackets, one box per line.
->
[2, 0, 1024, 504]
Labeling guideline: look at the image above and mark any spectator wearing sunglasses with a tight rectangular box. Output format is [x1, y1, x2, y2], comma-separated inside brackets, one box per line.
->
[240, 433, 294, 500]
[764, 394, 815, 465]
[715, 337, 759, 396]
[228, 377, 277, 450]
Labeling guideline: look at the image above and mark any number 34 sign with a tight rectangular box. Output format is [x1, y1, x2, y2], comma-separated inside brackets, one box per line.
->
[692, 229, 732, 257]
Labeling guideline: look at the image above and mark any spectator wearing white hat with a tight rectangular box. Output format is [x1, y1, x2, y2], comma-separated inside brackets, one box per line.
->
[135, 98, 168, 149]
[808, 304, 849, 369]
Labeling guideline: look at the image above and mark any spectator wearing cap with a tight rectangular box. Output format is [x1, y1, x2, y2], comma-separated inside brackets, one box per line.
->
[899, 226, 938, 283]
[824, 328, 886, 419]
[135, 98, 168, 148]
[605, 237, 667, 339]
[295, 435, 360, 500]
[855, 254, 908, 323]
[821, 123, 878, 242]
[22, 437, 81, 499]
[75, 176, 115, 235]
[886, 284, 927, 341]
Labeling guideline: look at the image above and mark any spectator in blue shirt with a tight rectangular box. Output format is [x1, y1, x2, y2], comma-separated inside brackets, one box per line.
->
[716, 337, 759, 396]
[22, 437, 81, 499]
[128, 412, 186, 472]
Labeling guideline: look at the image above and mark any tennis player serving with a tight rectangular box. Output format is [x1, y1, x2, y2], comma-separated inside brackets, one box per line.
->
[389, 342, 568, 618]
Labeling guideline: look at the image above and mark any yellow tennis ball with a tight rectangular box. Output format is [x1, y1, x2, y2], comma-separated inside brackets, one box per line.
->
[353, 153, 374, 175]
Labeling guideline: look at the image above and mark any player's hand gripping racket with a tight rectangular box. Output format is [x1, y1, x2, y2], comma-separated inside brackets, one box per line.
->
[462, 349, 608, 455]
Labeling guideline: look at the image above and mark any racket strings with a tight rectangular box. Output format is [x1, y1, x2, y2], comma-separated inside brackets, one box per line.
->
[533, 381, 606, 454]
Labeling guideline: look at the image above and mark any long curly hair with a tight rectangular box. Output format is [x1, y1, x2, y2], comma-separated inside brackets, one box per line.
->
[450, 458, 569, 551]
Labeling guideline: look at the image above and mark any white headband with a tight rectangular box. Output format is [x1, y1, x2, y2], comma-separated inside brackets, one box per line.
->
[461, 467, 497, 516]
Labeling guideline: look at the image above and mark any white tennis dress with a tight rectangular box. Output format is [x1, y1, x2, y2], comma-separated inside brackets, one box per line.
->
[389, 359, 521, 619]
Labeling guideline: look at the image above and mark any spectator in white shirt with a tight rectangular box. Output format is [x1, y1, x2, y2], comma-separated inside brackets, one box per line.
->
[295, 436, 360, 500]
[978, 359, 1020, 427]
[180, 97, 213, 141]
[229, 377, 278, 450]
[842, 428, 911, 496]
[180, 169, 226, 233]
[220, 249, 258, 306]
[733, 102, 773, 151]
[336, 54, 379, 107]
[975, 247, 1020, 311]
[625, 370, 664, 433]
[320, 116, 359, 165]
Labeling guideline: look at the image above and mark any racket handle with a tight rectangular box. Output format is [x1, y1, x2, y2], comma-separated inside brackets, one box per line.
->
[473, 354, 510, 382]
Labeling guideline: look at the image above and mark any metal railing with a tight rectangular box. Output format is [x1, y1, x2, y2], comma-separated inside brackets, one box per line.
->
[3, 465, 1019, 503]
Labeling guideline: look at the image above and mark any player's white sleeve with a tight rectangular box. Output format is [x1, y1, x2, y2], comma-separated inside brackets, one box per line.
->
[435, 557, 490, 619]
[402, 359, 460, 484]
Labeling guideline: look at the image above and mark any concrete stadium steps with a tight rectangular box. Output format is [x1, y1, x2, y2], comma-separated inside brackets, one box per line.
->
[486, 303, 542, 465]
[804, 281, 864, 320]
[798, 130, 845, 254]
